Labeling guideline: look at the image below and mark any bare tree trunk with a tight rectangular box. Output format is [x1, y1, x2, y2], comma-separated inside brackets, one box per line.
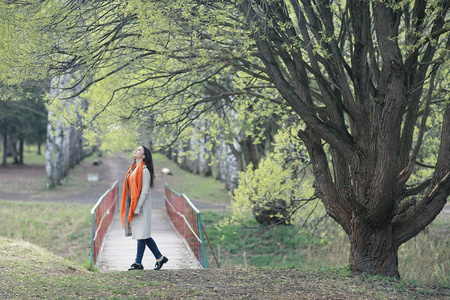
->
[228, 142, 243, 173]
[187, 138, 199, 174]
[217, 142, 239, 192]
[18, 138, 24, 164]
[2, 133, 7, 166]
[69, 127, 83, 168]
[199, 120, 212, 177]
[47, 73, 85, 186]
[62, 125, 70, 175]
[199, 136, 212, 177]
[54, 125, 64, 184]
[45, 116, 55, 188]
[177, 141, 189, 171]
[241, 135, 260, 169]
[10, 137, 19, 164]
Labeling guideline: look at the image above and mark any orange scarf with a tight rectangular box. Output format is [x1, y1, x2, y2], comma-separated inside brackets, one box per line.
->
[121, 161, 145, 226]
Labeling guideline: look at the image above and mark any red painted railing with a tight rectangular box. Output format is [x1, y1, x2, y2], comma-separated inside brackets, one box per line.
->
[89, 180, 119, 269]
[165, 183, 208, 268]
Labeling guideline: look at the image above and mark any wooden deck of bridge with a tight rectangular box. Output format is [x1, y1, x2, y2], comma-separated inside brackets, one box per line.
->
[96, 205, 201, 272]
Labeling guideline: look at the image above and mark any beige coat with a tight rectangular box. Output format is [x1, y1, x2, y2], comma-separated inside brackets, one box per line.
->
[130, 166, 153, 240]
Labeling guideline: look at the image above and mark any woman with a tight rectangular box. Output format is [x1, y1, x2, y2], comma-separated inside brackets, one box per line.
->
[121, 145, 168, 271]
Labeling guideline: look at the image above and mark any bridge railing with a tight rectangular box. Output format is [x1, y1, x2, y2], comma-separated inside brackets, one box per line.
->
[89, 180, 119, 269]
[164, 183, 208, 268]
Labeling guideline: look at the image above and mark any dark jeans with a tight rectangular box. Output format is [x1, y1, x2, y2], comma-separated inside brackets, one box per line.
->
[135, 238, 162, 264]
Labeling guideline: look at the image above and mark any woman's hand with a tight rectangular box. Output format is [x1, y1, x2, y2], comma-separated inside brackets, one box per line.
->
[133, 212, 139, 216]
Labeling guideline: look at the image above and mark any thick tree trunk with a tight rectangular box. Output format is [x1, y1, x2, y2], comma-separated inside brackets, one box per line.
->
[349, 216, 400, 278]
[299, 126, 404, 278]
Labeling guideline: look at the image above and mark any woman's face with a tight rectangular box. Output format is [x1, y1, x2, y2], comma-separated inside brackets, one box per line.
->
[133, 146, 146, 160]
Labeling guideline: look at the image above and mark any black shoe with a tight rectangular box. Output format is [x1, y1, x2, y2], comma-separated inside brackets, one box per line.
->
[154, 256, 168, 270]
[128, 263, 144, 270]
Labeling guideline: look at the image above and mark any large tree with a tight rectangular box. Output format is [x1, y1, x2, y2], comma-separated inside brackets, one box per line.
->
[2, 0, 449, 278]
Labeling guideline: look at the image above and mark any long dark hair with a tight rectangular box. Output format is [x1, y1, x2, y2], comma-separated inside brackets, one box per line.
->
[132, 145, 155, 188]
[142, 146, 156, 188]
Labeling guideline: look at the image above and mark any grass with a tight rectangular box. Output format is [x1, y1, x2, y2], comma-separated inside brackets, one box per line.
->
[0, 237, 448, 299]
[152, 153, 231, 205]
[200, 210, 449, 286]
[0, 144, 46, 165]
[398, 214, 450, 284]
[0, 200, 92, 266]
